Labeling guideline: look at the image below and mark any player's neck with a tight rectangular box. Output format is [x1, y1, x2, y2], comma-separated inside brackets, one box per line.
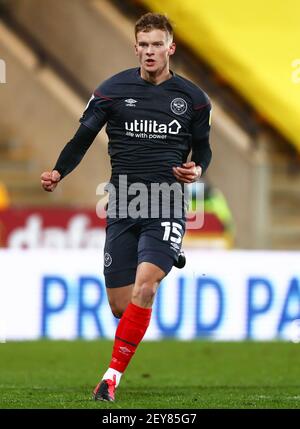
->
[140, 67, 172, 85]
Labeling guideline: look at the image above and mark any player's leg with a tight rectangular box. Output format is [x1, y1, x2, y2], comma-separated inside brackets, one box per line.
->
[93, 282, 135, 402]
[93, 219, 139, 401]
[105, 261, 166, 375]
[95, 219, 185, 401]
[131, 261, 165, 307]
[94, 261, 166, 402]
[106, 244, 176, 375]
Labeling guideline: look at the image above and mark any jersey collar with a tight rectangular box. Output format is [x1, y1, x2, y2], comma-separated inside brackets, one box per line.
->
[135, 68, 176, 86]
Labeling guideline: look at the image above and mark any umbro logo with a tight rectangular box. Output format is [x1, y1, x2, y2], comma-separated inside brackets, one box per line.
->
[125, 98, 137, 107]
[119, 346, 131, 355]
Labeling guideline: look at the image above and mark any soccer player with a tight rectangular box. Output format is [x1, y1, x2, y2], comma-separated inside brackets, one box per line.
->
[41, 12, 212, 402]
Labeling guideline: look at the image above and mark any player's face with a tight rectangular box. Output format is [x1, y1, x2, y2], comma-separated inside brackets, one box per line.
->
[135, 29, 175, 77]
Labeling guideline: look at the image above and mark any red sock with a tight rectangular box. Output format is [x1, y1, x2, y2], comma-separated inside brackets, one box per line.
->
[109, 302, 152, 373]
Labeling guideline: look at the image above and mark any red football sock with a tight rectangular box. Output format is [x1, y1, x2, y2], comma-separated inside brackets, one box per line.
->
[109, 302, 152, 373]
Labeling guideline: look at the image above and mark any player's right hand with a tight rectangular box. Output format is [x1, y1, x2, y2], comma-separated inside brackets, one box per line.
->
[40, 170, 61, 192]
[172, 162, 202, 184]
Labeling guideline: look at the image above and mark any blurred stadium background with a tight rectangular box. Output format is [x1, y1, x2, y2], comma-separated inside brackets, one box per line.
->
[1, 0, 300, 408]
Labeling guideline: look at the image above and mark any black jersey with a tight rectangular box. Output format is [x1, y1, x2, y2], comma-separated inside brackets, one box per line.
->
[80, 68, 211, 187]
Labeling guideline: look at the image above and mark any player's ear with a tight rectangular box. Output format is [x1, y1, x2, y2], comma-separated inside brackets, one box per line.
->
[168, 42, 176, 57]
[134, 42, 139, 56]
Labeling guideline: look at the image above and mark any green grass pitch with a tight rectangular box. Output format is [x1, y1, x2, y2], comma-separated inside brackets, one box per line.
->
[0, 340, 300, 409]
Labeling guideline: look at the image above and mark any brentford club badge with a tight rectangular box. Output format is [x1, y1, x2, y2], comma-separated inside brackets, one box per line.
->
[104, 252, 112, 267]
[170, 98, 187, 115]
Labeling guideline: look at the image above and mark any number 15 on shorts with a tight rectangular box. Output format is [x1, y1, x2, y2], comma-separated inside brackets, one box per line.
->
[161, 221, 183, 244]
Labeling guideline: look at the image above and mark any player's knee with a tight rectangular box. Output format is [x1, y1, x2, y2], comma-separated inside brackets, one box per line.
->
[132, 281, 157, 305]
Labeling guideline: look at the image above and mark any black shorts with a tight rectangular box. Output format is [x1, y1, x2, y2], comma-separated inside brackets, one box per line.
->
[103, 217, 185, 288]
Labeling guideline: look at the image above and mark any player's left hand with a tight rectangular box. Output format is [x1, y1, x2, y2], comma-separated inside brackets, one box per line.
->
[172, 161, 202, 183]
